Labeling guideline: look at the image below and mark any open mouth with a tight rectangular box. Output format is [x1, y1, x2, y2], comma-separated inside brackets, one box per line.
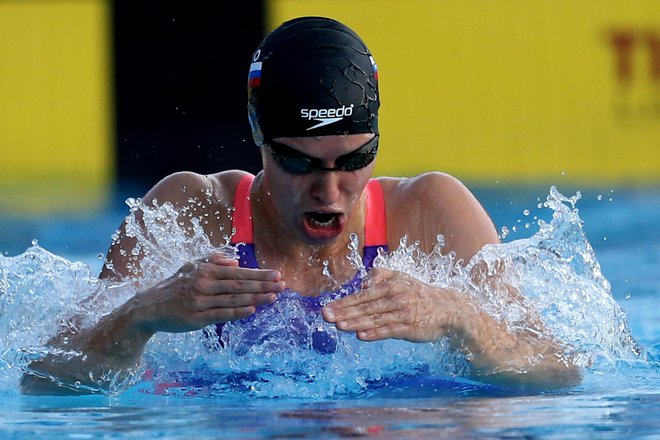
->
[305, 212, 340, 228]
[302, 212, 344, 239]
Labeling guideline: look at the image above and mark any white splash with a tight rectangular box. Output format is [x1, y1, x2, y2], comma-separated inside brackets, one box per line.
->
[0, 186, 643, 397]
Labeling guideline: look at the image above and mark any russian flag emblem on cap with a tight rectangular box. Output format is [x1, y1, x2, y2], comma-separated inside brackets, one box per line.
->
[369, 56, 378, 80]
[248, 62, 262, 88]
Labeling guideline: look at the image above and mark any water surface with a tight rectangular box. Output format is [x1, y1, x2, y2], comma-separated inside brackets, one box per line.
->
[1, 184, 658, 438]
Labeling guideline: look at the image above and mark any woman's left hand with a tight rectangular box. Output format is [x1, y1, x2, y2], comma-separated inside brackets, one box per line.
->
[322, 268, 472, 342]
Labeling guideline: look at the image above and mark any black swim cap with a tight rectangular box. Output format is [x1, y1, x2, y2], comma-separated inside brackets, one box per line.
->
[247, 16, 380, 146]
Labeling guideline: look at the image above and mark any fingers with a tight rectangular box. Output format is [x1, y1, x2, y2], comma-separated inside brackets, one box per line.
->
[207, 264, 282, 283]
[198, 277, 285, 296]
[206, 252, 239, 266]
[323, 277, 407, 323]
[184, 253, 240, 272]
[355, 323, 411, 341]
[323, 293, 401, 324]
[322, 278, 413, 341]
[184, 257, 276, 281]
[323, 282, 388, 314]
[190, 265, 283, 312]
[337, 314, 441, 344]
[187, 259, 285, 296]
[169, 256, 285, 328]
[333, 306, 403, 332]
[196, 292, 277, 310]
[362, 268, 398, 287]
[324, 269, 403, 312]
[322, 270, 449, 343]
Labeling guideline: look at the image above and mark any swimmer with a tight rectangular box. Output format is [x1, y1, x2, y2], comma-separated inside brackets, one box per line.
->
[21, 16, 580, 394]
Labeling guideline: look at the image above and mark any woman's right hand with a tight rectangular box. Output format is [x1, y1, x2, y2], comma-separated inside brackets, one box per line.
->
[130, 252, 285, 334]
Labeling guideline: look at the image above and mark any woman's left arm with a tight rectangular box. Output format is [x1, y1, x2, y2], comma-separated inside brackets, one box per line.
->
[323, 172, 581, 389]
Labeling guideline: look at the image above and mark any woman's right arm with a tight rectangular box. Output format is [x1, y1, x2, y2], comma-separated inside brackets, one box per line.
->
[20, 171, 284, 395]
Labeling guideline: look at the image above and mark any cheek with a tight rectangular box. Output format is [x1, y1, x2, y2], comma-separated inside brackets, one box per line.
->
[264, 166, 303, 205]
[341, 168, 373, 203]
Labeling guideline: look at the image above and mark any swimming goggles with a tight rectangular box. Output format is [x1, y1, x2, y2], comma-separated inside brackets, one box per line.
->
[267, 135, 379, 174]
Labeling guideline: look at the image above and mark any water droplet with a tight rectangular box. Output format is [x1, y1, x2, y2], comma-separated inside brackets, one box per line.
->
[625, 293, 632, 299]
[597, 195, 603, 201]
[523, 209, 530, 216]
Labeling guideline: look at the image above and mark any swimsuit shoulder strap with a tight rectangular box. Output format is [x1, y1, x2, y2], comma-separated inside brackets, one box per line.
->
[230, 174, 255, 245]
[362, 179, 388, 269]
[364, 179, 387, 247]
[230, 175, 387, 268]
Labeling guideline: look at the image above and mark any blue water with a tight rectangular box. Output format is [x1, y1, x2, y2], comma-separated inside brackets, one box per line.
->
[1, 183, 659, 438]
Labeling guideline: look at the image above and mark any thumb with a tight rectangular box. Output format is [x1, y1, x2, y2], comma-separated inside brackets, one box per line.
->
[362, 268, 396, 288]
[207, 252, 239, 266]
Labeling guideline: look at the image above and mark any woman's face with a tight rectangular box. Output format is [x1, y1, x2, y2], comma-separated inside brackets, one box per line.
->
[259, 133, 377, 245]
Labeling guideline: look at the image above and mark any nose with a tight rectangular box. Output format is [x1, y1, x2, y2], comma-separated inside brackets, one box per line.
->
[309, 171, 341, 205]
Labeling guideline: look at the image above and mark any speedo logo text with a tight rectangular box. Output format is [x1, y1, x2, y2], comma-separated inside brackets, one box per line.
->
[300, 104, 354, 130]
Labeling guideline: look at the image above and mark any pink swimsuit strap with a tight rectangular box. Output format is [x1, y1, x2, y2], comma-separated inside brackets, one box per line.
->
[230, 174, 387, 247]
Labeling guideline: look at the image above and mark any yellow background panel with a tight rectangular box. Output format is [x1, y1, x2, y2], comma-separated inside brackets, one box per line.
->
[0, 0, 112, 213]
[267, 0, 660, 185]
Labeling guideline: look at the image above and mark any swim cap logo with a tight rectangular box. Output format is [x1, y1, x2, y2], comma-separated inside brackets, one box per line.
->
[300, 104, 354, 130]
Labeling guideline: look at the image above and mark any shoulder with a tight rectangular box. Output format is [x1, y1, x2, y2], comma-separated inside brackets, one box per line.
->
[141, 170, 254, 244]
[374, 172, 499, 262]
[376, 172, 477, 220]
[143, 169, 253, 209]
[376, 172, 468, 202]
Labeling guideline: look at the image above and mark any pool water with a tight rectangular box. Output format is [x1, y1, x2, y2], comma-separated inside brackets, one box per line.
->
[1, 183, 659, 438]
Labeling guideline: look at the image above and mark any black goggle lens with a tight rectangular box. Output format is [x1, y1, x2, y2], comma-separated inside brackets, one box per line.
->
[268, 136, 379, 175]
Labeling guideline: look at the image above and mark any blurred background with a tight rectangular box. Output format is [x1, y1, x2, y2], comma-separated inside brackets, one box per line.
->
[1, 0, 659, 265]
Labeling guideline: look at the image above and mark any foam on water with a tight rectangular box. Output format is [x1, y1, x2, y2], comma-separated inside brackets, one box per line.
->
[0, 186, 648, 398]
